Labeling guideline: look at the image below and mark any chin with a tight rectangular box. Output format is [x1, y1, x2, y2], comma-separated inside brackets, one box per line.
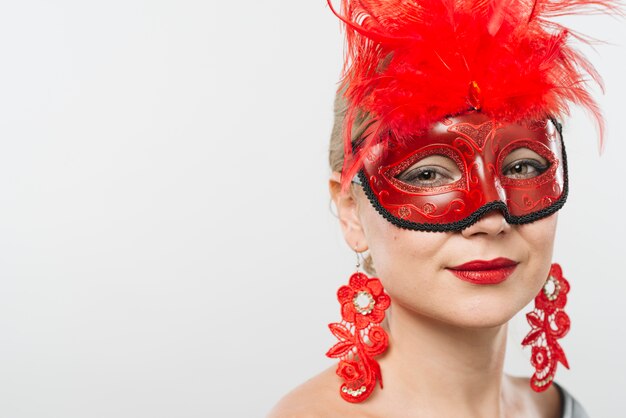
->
[450, 311, 517, 329]
[433, 294, 524, 329]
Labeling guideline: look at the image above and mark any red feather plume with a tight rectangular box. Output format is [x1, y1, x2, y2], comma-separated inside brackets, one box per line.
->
[328, 0, 620, 191]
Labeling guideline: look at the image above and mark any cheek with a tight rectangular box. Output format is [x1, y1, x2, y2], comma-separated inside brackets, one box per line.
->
[517, 213, 557, 275]
[358, 198, 450, 293]
[518, 213, 558, 284]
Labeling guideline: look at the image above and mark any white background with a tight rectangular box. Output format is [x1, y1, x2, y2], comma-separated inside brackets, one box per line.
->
[0, 1, 624, 417]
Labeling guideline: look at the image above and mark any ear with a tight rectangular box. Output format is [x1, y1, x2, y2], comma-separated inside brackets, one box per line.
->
[329, 171, 368, 252]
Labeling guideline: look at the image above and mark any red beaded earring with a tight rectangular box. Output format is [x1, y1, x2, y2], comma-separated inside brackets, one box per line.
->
[522, 263, 571, 392]
[326, 249, 390, 403]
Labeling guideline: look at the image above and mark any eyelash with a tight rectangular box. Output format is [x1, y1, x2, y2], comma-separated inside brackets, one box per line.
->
[398, 166, 454, 187]
[502, 159, 550, 178]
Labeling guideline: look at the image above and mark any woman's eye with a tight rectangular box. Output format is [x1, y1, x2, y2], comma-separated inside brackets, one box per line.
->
[396, 166, 456, 187]
[394, 154, 462, 188]
[503, 159, 549, 179]
[501, 147, 551, 180]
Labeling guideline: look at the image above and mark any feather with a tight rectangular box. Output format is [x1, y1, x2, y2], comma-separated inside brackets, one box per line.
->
[328, 0, 621, 191]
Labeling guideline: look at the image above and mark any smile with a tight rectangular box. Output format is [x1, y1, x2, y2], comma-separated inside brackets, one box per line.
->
[446, 257, 519, 285]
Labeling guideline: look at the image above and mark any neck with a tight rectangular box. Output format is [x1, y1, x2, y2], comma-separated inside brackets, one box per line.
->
[376, 304, 515, 417]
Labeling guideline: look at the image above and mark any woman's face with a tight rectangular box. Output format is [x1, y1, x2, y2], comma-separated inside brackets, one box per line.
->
[331, 114, 562, 328]
[331, 175, 557, 328]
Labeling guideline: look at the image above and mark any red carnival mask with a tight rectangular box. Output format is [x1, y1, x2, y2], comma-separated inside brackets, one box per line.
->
[354, 112, 567, 232]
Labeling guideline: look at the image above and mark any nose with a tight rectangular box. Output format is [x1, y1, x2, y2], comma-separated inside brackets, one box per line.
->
[461, 208, 511, 237]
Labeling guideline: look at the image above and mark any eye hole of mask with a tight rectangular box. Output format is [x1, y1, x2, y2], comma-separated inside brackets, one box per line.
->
[395, 154, 462, 188]
[501, 147, 550, 180]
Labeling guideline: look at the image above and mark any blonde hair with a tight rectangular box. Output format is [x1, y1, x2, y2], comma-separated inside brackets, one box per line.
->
[329, 90, 377, 276]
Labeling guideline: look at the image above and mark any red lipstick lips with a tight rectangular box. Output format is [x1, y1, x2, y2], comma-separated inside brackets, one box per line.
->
[447, 257, 518, 285]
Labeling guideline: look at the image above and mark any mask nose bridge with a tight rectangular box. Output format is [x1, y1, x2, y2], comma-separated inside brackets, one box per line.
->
[473, 154, 508, 217]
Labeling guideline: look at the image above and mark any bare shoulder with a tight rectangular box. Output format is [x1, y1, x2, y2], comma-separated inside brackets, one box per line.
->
[267, 366, 356, 418]
[507, 375, 562, 418]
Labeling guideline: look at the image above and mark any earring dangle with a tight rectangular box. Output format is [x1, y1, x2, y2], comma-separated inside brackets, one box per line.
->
[326, 248, 390, 403]
[522, 263, 571, 392]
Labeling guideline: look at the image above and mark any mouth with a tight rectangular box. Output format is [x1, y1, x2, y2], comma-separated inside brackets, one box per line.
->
[446, 257, 518, 285]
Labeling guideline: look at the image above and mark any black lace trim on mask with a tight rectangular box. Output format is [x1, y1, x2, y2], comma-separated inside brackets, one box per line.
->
[354, 119, 568, 232]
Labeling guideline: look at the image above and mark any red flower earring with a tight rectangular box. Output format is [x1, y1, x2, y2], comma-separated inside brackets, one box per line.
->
[326, 249, 390, 403]
[522, 263, 571, 392]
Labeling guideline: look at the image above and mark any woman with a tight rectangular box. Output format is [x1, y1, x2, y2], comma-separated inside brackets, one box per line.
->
[270, 1, 616, 416]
